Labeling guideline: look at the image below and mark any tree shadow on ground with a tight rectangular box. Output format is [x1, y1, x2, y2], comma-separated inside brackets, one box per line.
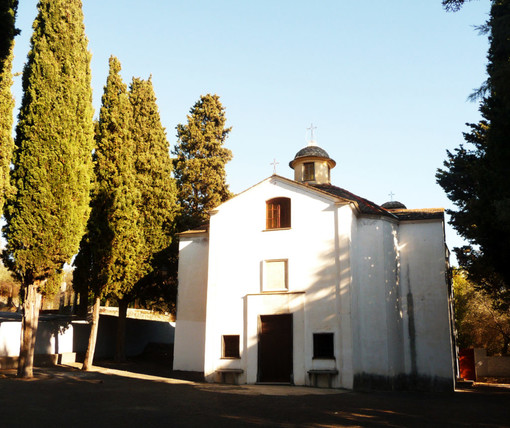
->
[93, 342, 205, 383]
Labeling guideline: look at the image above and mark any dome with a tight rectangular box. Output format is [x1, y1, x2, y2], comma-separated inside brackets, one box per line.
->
[381, 201, 407, 210]
[289, 145, 336, 169]
[293, 145, 331, 160]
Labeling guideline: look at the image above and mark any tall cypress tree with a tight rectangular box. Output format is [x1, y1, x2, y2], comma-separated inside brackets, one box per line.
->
[111, 77, 179, 360]
[173, 94, 233, 231]
[0, 0, 18, 212]
[437, 0, 510, 309]
[129, 76, 178, 275]
[2, 0, 94, 378]
[0, 0, 19, 73]
[77, 56, 144, 369]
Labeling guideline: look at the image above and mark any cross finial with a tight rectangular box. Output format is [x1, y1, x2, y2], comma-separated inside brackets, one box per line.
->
[270, 158, 279, 175]
[307, 123, 317, 146]
[388, 191, 395, 201]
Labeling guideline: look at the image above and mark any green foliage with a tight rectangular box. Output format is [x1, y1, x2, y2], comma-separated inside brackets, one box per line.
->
[173, 94, 233, 231]
[0, 0, 17, 214]
[442, 0, 468, 12]
[129, 77, 178, 267]
[126, 76, 178, 306]
[0, 0, 19, 74]
[2, 0, 94, 291]
[437, 0, 510, 309]
[453, 269, 510, 355]
[74, 56, 144, 301]
[0, 45, 15, 213]
[0, 262, 20, 309]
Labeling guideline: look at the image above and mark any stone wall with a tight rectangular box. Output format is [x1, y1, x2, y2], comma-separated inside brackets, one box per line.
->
[475, 348, 510, 379]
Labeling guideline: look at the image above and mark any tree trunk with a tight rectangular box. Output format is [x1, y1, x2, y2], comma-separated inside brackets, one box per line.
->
[17, 281, 42, 378]
[75, 287, 88, 318]
[115, 298, 128, 362]
[82, 295, 100, 371]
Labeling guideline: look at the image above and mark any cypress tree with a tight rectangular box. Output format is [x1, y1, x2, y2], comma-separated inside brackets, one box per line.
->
[437, 0, 510, 309]
[0, 0, 19, 73]
[112, 76, 179, 360]
[77, 56, 144, 369]
[172, 94, 233, 231]
[2, 0, 94, 378]
[0, 0, 18, 212]
[129, 76, 178, 276]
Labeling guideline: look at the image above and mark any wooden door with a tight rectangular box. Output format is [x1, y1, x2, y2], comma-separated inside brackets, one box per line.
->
[258, 314, 293, 383]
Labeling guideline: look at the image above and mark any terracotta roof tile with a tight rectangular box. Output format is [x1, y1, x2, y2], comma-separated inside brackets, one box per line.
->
[387, 208, 444, 221]
[311, 183, 396, 218]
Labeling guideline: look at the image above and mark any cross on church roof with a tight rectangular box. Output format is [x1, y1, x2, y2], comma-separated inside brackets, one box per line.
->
[388, 191, 395, 201]
[307, 123, 317, 146]
[270, 158, 279, 174]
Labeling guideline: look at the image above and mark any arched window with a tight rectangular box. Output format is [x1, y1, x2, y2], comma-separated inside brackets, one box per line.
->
[266, 197, 291, 229]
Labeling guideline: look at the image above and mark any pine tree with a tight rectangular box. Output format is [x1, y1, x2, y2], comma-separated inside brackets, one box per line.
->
[0, 0, 18, 212]
[173, 94, 233, 231]
[2, 0, 94, 378]
[437, 0, 510, 309]
[77, 55, 144, 370]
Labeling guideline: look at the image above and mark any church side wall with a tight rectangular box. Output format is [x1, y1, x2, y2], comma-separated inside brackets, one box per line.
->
[351, 217, 404, 389]
[173, 235, 209, 372]
[335, 205, 355, 389]
[399, 220, 454, 391]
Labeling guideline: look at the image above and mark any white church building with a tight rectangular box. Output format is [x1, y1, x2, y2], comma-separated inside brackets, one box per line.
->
[173, 141, 455, 391]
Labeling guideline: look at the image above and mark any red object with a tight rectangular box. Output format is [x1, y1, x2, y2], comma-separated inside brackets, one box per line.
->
[459, 348, 476, 380]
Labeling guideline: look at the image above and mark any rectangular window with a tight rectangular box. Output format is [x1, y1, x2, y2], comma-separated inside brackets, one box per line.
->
[313, 333, 334, 359]
[264, 259, 288, 291]
[266, 198, 291, 229]
[222, 335, 240, 358]
[303, 162, 315, 181]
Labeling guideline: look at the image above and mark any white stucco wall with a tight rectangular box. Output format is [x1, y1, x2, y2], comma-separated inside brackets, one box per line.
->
[0, 321, 21, 356]
[203, 177, 352, 387]
[352, 217, 404, 379]
[0, 319, 74, 357]
[174, 175, 454, 390]
[173, 233, 209, 372]
[399, 220, 454, 385]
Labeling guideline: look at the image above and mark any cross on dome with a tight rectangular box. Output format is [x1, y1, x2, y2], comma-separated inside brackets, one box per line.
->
[307, 123, 317, 146]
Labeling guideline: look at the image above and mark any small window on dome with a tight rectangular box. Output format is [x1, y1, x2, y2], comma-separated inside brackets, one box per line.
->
[266, 197, 291, 229]
[303, 162, 315, 181]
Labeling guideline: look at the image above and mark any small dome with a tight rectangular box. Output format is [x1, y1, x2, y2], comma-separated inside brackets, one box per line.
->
[381, 201, 407, 210]
[293, 145, 331, 160]
[289, 145, 336, 170]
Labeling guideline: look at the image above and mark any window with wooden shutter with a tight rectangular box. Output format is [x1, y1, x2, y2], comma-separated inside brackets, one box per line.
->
[266, 197, 291, 229]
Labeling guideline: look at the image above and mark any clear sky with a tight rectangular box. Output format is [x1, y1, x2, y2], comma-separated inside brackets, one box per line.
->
[11, 0, 491, 262]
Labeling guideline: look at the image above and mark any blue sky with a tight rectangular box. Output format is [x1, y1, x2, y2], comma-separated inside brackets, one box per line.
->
[11, 0, 491, 261]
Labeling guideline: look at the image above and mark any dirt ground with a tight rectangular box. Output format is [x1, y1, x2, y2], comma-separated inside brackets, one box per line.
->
[1, 360, 509, 428]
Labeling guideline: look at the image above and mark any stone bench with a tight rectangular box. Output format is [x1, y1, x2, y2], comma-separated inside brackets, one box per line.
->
[308, 369, 338, 388]
[216, 368, 244, 385]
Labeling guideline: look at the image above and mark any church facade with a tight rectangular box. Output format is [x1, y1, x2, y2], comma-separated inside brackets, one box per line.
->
[173, 143, 455, 391]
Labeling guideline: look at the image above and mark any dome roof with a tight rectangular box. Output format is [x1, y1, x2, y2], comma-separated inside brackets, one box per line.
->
[293, 145, 331, 160]
[289, 145, 336, 169]
[381, 201, 407, 210]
